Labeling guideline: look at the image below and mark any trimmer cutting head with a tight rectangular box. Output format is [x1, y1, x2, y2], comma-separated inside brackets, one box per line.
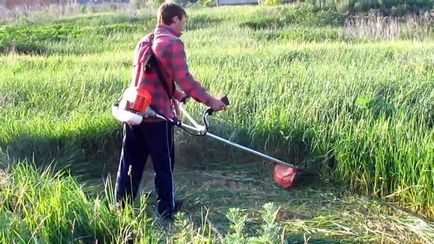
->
[273, 164, 298, 188]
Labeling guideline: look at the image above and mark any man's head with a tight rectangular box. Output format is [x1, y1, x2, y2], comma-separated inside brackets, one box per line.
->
[158, 2, 187, 35]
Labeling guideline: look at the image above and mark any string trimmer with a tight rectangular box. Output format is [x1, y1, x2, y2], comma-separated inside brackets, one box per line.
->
[112, 89, 299, 188]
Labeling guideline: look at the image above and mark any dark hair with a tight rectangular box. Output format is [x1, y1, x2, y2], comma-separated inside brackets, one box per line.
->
[158, 2, 187, 25]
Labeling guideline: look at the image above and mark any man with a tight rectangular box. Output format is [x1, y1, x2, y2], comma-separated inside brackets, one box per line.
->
[115, 2, 226, 220]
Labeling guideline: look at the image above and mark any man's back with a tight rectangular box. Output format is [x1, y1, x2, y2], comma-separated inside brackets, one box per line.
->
[138, 25, 214, 119]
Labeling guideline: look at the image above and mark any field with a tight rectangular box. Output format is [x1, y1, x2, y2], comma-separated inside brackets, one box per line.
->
[0, 3, 433, 243]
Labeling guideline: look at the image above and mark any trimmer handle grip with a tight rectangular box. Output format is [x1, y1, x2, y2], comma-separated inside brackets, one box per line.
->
[221, 96, 230, 106]
[206, 95, 230, 115]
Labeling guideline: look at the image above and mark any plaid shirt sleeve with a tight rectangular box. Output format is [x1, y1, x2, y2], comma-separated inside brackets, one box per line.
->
[173, 89, 187, 102]
[169, 39, 213, 105]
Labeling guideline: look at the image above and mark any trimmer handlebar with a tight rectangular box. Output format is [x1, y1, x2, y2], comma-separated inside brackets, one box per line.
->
[201, 95, 230, 135]
[205, 95, 230, 116]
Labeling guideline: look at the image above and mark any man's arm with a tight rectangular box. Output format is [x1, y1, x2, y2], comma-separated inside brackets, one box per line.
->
[173, 89, 188, 103]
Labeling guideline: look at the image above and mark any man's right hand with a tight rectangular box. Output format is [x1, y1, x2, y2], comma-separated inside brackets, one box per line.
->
[209, 97, 227, 112]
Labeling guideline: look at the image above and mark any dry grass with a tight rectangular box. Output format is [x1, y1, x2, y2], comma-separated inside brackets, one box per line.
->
[0, 2, 135, 24]
[345, 10, 434, 41]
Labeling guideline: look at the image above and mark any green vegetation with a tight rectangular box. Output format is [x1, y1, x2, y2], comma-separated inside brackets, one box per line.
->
[1, 159, 433, 243]
[0, 3, 433, 242]
[0, 12, 155, 54]
[307, 0, 434, 14]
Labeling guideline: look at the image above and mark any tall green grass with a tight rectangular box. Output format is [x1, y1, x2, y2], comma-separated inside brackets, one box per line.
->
[0, 3, 433, 221]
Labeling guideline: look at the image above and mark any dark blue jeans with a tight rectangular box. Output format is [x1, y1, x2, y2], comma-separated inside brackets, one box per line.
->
[115, 121, 175, 217]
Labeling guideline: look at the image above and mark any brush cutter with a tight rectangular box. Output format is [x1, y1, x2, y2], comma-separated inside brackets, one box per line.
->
[112, 94, 299, 188]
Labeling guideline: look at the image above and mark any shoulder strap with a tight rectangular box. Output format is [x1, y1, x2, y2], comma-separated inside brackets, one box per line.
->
[148, 50, 173, 99]
[132, 33, 154, 87]
[133, 33, 174, 99]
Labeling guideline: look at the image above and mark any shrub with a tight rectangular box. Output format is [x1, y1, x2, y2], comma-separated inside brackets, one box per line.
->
[132, 0, 165, 8]
[186, 14, 222, 30]
[378, 0, 400, 8]
[240, 16, 282, 30]
[254, 27, 343, 42]
[309, 0, 434, 14]
[335, 0, 356, 14]
[259, 0, 282, 6]
[353, 0, 378, 12]
[284, 3, 345, 26]
[198, 0, 216, 7]
[240, 4, 345, 30]
[131, 0, 145, 9]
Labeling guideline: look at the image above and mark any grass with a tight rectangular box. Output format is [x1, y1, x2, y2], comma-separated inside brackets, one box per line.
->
[0, 3, 433, 242]
[1, 157, 433, 243]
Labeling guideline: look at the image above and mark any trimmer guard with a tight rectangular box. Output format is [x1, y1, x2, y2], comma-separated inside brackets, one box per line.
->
[273, 163, 297, 188]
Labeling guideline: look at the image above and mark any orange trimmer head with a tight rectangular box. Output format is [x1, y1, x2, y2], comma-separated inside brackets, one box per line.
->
[273, 164, 298, 188]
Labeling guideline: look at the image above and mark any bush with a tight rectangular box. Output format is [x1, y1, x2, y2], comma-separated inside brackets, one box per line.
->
[240, 4, 345, 30]
[198, 0, 216, 7]
[390, 5, 406, 16]
[254, 27, 343, 42]
[240, 16, 282, 30]
[133, 0, 166, 8]
[335, 0, 356, 14]
[309, 0, 434, 14]
[186, 14, 222, 29]
[0, 42, 47, 55]
[284, 3, 345, 26]
[131, 0, 145, 9]
[306, 0, 335, 8]
[378, 0, 400, 8]
[353, 0, 378, 12]
[259, 0, 282, 6]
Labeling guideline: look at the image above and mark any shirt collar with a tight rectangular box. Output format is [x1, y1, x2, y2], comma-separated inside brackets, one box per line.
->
[156, 24, 182, 37]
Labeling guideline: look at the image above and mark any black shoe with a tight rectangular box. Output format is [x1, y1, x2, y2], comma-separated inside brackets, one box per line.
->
[157, 199, 184, 221]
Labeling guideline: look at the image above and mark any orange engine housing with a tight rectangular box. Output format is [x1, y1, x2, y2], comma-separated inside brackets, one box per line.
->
[128, 87, 152, 113]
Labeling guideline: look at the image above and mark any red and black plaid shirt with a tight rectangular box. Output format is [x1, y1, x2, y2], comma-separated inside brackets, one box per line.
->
[135, 25, 213, 120]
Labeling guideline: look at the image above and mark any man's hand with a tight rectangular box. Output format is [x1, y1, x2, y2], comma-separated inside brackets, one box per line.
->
[173, 99, 182, 118]
[209, 97, 227, 112]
